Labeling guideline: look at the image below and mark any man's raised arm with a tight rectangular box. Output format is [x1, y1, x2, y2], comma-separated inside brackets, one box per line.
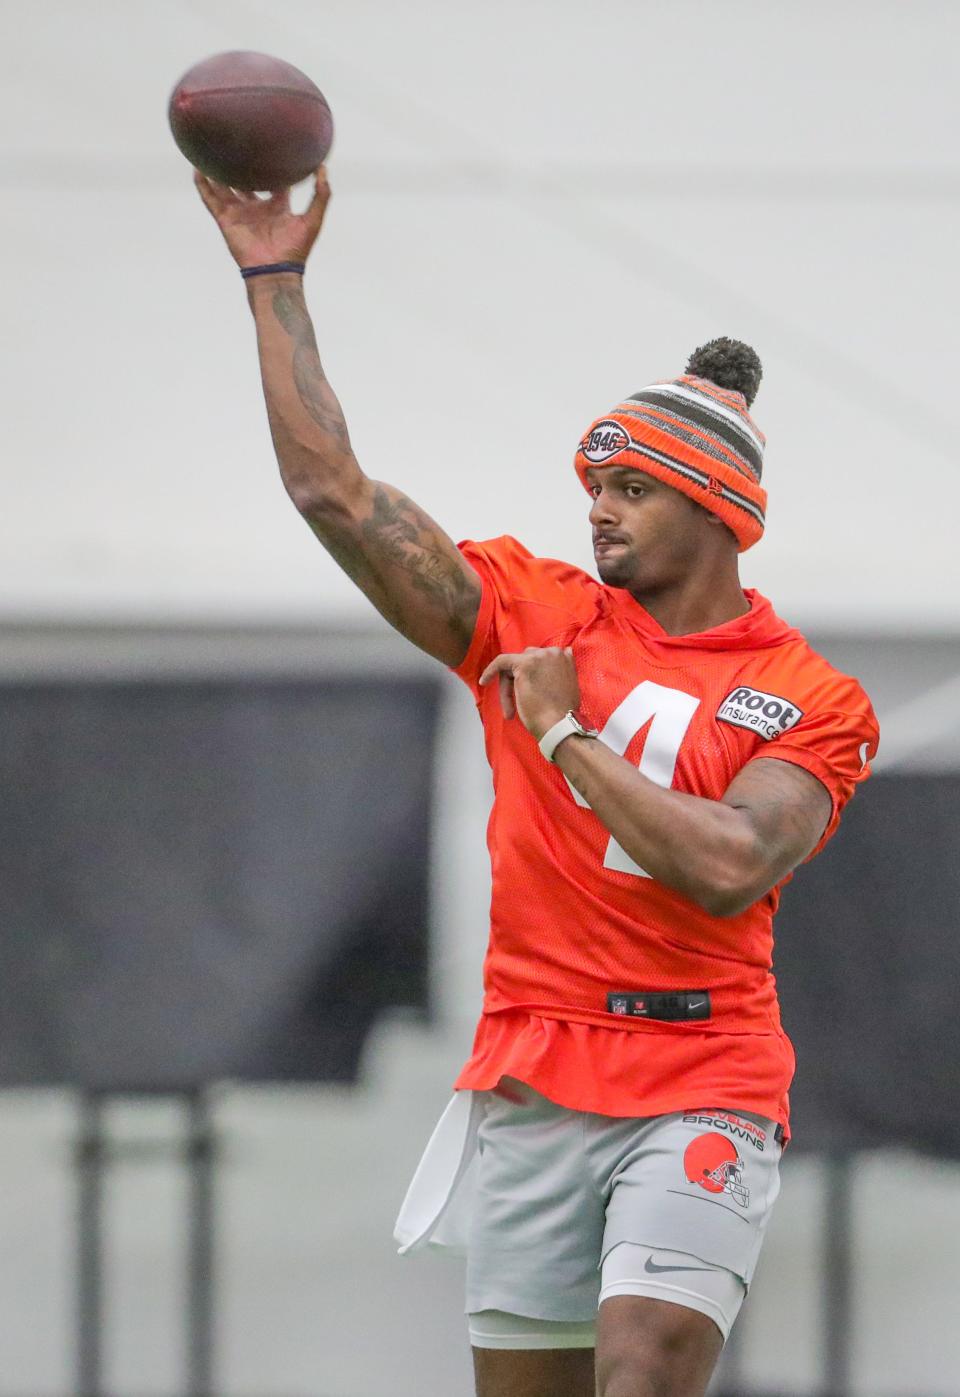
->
[194, 167, 481, 667]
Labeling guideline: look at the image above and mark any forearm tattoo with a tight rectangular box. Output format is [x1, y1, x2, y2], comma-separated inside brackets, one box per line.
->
[272, 286, 350, 447]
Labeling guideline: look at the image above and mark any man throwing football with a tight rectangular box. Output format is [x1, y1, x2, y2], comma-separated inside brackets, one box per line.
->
[195, 168, 878, 1397]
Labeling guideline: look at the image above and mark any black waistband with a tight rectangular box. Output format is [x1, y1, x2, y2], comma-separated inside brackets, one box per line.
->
[606, 990, 711, 1022]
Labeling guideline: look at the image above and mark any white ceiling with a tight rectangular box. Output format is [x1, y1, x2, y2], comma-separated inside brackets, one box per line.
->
[2, 0, 958, 628]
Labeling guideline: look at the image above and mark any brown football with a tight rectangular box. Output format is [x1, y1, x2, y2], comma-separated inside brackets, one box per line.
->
[168, 50, 334, 191]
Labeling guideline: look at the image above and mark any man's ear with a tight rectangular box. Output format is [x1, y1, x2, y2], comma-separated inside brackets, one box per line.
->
[699, 508, 739, 549]
[695, 504, 724, 528]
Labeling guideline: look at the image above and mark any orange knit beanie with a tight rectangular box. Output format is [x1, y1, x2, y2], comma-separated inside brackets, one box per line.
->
[574, 338, 767, 552]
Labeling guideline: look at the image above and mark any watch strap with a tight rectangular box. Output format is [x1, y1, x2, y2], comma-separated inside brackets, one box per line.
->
[538, 710, 599, 763]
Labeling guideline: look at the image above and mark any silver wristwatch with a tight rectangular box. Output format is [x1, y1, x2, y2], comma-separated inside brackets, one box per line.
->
[538, 709, 600, 763]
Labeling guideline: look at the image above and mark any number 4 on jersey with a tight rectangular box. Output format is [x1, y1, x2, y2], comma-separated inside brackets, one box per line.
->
[565, 680, 699, 878]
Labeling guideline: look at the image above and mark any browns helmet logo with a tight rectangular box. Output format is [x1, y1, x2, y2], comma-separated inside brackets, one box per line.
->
[683, 1132, 750, 1208]
[581, 419, 629, 464]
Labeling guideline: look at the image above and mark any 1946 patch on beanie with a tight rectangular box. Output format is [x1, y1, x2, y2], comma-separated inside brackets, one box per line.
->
[574, 338, 768, 552]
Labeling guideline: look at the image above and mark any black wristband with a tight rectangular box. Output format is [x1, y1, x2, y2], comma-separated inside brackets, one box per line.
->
[240, 261, 306, 279]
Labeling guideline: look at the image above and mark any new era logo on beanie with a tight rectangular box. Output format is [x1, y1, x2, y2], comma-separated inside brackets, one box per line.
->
[574, 338, 768, 552]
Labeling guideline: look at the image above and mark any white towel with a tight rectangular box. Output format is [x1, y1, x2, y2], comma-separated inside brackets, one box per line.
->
[394, 1090, 485, 1256]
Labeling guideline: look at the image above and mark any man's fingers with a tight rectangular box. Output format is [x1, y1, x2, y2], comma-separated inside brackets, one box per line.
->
[478, 654, 522, 719]
[479, 653, 518, 687]
[195, 171, 255, 210]
[193, 170, 225, 214]
[303, 165, 331, 237]
[498, 672, 516, 720]
[478, 648, 577, 727]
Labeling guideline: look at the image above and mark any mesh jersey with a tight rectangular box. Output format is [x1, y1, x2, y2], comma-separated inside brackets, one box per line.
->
[451, 536, 879, 1133]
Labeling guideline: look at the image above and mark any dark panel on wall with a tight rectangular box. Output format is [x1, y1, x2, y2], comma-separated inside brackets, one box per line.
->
[774, 774, 960, 1156]
[0, 678, 440, 1089]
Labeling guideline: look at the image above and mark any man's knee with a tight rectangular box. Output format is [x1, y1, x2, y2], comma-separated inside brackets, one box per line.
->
[596, 1295, 723, 1397]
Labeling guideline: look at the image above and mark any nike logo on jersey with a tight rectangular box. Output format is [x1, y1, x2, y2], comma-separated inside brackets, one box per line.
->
[644, 1257, 714, 1275]
[716, 686, 804, 742]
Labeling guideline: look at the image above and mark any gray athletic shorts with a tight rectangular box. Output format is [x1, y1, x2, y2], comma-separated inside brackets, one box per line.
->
[465, 1079, 783, 1336]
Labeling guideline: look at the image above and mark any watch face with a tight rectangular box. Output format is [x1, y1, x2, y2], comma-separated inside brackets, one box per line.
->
[571, 709, 599, 736]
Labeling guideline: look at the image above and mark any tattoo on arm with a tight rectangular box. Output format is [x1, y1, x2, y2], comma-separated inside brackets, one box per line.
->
[302, 484, 478, 652]
[303, 513, 405, 634]
[360, 486, 476, 634]
[272, 287, 350, 447]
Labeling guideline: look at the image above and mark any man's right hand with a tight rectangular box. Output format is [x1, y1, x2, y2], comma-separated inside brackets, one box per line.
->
[194, 165, 331, 270]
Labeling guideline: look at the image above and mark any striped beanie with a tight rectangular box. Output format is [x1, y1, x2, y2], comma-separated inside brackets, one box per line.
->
[574, 338, 767, 551]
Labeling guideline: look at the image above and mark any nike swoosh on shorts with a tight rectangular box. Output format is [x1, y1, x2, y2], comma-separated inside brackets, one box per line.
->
[644, 1257, 713, 1275]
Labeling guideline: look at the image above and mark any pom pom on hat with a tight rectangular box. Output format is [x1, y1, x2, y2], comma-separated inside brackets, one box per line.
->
[686, 337, 763, 407]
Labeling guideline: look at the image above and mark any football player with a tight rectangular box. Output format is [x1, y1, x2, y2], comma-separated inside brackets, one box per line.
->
[195, 168, 878, 1397]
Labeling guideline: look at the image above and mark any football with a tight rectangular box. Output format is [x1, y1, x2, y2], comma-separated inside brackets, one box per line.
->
[168, 50, 334, 191]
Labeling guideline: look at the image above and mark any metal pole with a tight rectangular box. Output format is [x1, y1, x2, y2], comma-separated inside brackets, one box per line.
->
[822, 1148, 855, 1397]
[185, 1090, 216, 1397]
[76, 1093, 105, 1397]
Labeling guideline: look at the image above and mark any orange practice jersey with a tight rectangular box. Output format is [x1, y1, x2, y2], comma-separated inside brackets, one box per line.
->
[451, 537, 879, 1134]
